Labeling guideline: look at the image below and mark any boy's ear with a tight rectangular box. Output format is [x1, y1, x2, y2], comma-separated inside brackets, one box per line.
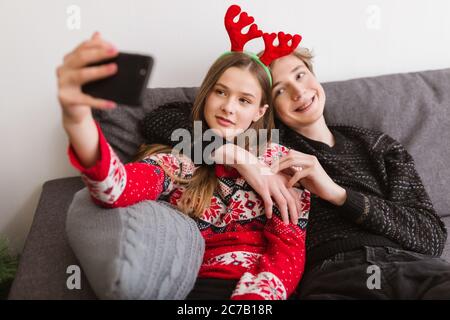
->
[253, 104, 269, 122]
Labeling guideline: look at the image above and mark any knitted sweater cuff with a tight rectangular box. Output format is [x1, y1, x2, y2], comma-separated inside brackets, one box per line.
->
[67, 121, 110, 181]
[339, 189, 369, 223]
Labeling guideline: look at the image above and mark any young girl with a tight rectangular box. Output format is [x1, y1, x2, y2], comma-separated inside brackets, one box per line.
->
[57, 6, 310, 300]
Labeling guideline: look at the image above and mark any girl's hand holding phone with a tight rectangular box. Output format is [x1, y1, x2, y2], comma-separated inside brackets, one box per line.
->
[56, 31, 119, 126]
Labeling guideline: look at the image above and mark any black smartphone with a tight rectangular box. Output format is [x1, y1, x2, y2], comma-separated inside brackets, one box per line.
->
[81, 52, 154, 106]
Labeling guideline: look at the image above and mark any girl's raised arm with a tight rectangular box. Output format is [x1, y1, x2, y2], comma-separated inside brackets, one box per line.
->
[57, 31, 119, 168]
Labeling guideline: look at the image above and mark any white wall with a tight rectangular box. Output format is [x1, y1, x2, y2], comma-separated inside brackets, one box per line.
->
[1, 0, 449, 254]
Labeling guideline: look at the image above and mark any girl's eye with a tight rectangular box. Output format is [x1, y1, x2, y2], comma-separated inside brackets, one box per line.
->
[216, 89, 225, 96]
[239, 98, 251, 104]
[296, 72, 306, 80]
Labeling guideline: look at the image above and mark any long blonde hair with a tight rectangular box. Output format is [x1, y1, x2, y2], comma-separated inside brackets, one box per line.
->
[135, 52, 274, 218]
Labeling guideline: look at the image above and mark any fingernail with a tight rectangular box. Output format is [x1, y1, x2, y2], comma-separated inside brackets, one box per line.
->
[108, 63, 117, 72]
[108, 46, 118, 54]
[106, 101, 116, 108]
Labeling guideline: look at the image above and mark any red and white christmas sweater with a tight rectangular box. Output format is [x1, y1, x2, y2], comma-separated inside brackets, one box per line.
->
[68, 122, 310, 300]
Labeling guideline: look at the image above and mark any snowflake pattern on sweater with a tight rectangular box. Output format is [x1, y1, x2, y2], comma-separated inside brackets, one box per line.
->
[68, 121, 310, 300]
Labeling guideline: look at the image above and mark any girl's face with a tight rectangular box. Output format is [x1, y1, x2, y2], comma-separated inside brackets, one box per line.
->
[204, 66, 268, 139]
[270, 54, 326, 130]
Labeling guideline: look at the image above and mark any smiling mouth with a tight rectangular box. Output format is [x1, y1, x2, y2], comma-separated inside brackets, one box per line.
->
[216, 116, 235, 125]
[295, 96, 315, 112]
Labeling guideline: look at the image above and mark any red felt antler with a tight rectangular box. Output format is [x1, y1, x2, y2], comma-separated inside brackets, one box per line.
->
[259, 32, 302, 66]
[224, 5, 263, 52]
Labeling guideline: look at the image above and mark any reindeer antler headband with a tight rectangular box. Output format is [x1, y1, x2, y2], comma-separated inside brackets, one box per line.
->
[222, 5, 302, 86]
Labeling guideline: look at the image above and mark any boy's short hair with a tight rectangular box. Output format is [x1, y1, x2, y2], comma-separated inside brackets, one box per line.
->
[257, 47, 315, 75]
[291, 48, 315, 74]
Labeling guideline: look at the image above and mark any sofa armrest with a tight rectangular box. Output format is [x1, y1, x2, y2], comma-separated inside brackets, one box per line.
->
[8, 177, 97, 299]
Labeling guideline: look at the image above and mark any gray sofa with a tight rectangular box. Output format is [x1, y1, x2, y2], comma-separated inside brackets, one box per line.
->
[9, 68, 450, 299]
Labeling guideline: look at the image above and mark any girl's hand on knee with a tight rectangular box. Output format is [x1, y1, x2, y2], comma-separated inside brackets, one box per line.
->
[56, 31, 119, 125]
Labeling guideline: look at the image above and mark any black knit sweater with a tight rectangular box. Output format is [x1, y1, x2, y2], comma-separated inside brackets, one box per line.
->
[142, 103, 448, 268]
[277, 122, 447, 267]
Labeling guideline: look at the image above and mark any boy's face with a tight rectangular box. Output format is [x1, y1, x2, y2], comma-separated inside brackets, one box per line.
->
[204, 66, 268, 139]
[270, 55, 326, 130]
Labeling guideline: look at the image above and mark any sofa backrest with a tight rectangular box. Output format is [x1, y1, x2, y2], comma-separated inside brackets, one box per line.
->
[93, 68, 450, 217]
[322, 69, 450, 218]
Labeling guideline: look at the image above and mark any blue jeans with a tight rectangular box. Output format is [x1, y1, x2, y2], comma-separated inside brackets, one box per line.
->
[295, 246, 450, 299]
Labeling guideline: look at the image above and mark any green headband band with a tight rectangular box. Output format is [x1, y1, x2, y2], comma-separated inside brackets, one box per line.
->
[219, 51, 273, 86]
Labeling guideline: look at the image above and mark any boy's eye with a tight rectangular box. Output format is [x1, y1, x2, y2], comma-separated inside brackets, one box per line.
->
[275, 88, 285, 97]
[296, 72, 305, 80]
